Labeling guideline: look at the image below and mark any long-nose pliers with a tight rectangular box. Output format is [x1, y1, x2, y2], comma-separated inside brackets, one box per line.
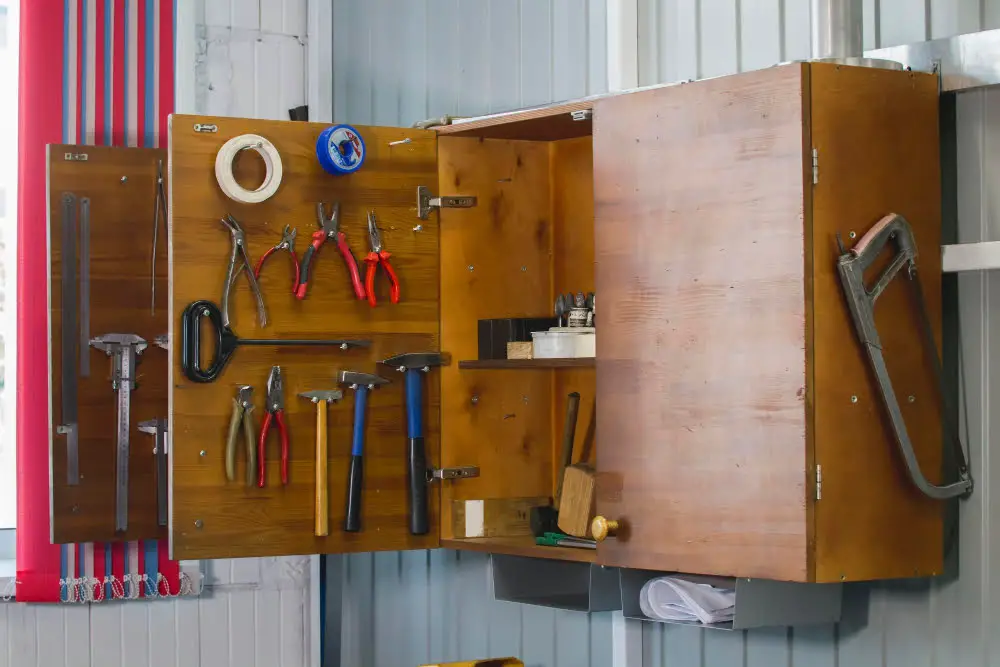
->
[365, 211, 400, 307]
[254, 225, 300, 294]
[258, 365, 290, 487]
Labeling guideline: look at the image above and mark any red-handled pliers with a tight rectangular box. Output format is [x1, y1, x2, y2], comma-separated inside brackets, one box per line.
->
[365, 211, 400, 307]
[258, 365, 289, 487]
[295, 202, 366, 301]
[254, 225, 300, 294]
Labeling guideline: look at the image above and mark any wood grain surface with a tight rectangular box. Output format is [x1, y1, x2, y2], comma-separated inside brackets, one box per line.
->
[438, 136, 555, 541]
[436, 100, 594, 141]
[169, 115, 440, 559]
[809, 64, 944, 582]
[592, 64, 812, 580]
[49, 144, 169, 544]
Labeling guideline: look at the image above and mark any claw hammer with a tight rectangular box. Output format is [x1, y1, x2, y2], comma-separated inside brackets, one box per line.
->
[380, 353, 447, 535]
[298, 389, 344, 537]
[338, 371, 390, 532]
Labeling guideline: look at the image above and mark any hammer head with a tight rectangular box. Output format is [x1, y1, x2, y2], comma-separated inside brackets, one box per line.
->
[338, 371, 389, 389]
[298, 390, 344, 404]
[379, 352, 449, 372]
[90, 333, 147, 354]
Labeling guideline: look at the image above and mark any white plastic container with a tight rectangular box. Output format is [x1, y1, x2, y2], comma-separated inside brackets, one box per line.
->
[532, 328, 596, 358]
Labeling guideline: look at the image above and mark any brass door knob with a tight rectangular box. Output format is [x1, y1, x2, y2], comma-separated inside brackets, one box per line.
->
[591, 516, 620, 542]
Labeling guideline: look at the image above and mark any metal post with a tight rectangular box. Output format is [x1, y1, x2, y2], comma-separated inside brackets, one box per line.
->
[811, 0, 864, 60]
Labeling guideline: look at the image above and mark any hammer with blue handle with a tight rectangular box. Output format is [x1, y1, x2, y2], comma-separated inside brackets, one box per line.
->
[379, 352, 448, 535]
[338, 371, 390, 532]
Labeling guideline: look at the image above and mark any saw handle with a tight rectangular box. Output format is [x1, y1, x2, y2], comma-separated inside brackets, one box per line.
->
[847, 213, 917, 301]
[315, 401, 329, 537]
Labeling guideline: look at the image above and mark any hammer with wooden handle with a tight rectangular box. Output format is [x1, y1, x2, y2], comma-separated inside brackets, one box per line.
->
[298, 389, 344, 537]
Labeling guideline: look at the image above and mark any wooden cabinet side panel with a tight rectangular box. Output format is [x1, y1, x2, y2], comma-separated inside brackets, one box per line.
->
[49, 144, 168, 543]
[809, 65, 944, 582]
[438, 137, 555, 540]
[169, 116, 440, 559]
[592, 65, 812, 581]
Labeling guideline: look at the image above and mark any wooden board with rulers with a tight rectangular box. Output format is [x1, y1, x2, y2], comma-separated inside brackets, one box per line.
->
[48, 144, 169, 543]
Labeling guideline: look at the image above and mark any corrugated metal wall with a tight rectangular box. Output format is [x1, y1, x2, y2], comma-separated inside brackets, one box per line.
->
[0, 556, 312, 667]
[328, 1, 1000, 667]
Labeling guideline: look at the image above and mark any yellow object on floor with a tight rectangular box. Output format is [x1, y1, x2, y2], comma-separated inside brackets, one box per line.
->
[419, 659, 523, 667]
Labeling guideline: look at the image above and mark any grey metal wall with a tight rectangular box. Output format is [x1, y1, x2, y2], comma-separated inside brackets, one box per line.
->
[328, 2, 1000, 666]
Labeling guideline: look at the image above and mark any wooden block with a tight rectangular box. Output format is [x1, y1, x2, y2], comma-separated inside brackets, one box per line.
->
[505, 341, 533, 359]
[557, 464, 596, 538]
[451, 497, 549, 538]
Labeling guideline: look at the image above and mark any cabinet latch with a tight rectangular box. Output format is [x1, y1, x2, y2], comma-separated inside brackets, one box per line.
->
[428, 466, 480, 482]
[417, 185, 477, 219]
[816, 464, 823, 500]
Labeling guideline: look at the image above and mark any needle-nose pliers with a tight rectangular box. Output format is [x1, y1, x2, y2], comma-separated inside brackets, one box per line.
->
[365, 211, 400, 307]
[258, 366, 290, 487]
[254, 225, 300, 294]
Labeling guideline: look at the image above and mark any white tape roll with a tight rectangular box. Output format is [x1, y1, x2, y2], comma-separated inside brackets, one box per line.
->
[214, 134, 283, 204]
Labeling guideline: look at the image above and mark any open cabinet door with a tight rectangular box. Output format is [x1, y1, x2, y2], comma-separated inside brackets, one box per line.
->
[591, 65, 814, 581]
[168, 116, 441, 559]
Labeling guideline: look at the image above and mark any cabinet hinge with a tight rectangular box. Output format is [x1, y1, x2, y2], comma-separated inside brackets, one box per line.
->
[812, 148, 819, 185]
[417, 185, 478, 220]
[428, 466, 480, 482]
[816, 464, 823, 500]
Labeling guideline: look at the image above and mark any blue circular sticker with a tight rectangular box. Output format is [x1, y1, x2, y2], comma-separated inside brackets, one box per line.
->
[316, 124, 366, 175]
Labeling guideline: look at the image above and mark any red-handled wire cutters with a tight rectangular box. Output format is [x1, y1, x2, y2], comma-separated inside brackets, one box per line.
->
[254, 225, 300, 294]
[364, 210, 400, 307]
[258, 365, 290, 487]
[295, 202, 366, 301]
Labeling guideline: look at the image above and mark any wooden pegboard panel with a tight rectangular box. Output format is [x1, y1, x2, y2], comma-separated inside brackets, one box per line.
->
[168, 115, 440, 559]
[48, 144, 169, 543]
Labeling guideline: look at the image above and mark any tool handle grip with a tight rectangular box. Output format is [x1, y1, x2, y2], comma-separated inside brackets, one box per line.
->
[253, 248, 272, 279]
[335, 232, 366, 300]
[365, 256, 378, 308]
[296, 231, 328, 300]
[405, 370, 423, 438]
[257, 412, 277, 488]
[225, 398, 241, 482]
[277, 411, 289, 485]
[315, 403, 328, 537]
[380, 252, 401, 304]
[181, 300, 238, 383]
[344, 454, 364, 532]
[242, 408, 256, 487]
[408, 437, 429, 535]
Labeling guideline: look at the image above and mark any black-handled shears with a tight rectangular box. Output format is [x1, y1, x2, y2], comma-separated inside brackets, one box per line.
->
[181, 300, 371, 383]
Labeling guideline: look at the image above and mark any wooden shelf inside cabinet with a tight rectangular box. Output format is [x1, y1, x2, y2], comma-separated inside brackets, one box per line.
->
[441, 537, 596, 564]
[458, 358, 595, 370]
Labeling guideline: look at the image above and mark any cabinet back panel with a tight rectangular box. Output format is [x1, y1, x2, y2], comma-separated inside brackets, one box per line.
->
[49, 144, 168, 544]
[592, 64, 811, 581]
[169, 116, 441, 559]
[809, 64, 944, 582]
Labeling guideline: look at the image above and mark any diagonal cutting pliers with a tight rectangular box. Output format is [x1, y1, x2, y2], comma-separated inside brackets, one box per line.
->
[254, 225, 301, 294]
[258, 365, 290, 487]
[221, 215, 267, 328]
[295, 202, 366, 301]
[365, 210, 400, 307]
[226, 385, 256, 486]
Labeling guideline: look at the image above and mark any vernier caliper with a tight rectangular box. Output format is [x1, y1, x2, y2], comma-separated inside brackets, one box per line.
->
[90, 333, 147, 532]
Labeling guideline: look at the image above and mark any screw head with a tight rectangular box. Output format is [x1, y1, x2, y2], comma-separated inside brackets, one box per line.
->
[120, 176, 128, 184]
[340, 343, 348, 350]
[471, 394, 479, 404]
[849, 231, 856, 239]
[194, 520, 203, 529]
[413, 224, 423, 232]
[71, 505, 79, 514]
[397, 365, 406, 373]
[908, 395, 915, 403]
[850, 395, 858, 403]
[199, 450, 206, 457]
[468, 265, 474, 271]
[521, 266, 527, 272]
[422, 366, 430, 372]
[202, 308, 210, 316]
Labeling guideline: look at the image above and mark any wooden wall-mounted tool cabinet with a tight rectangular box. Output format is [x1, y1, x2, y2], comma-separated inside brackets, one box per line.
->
[162, 62, 944, 585]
